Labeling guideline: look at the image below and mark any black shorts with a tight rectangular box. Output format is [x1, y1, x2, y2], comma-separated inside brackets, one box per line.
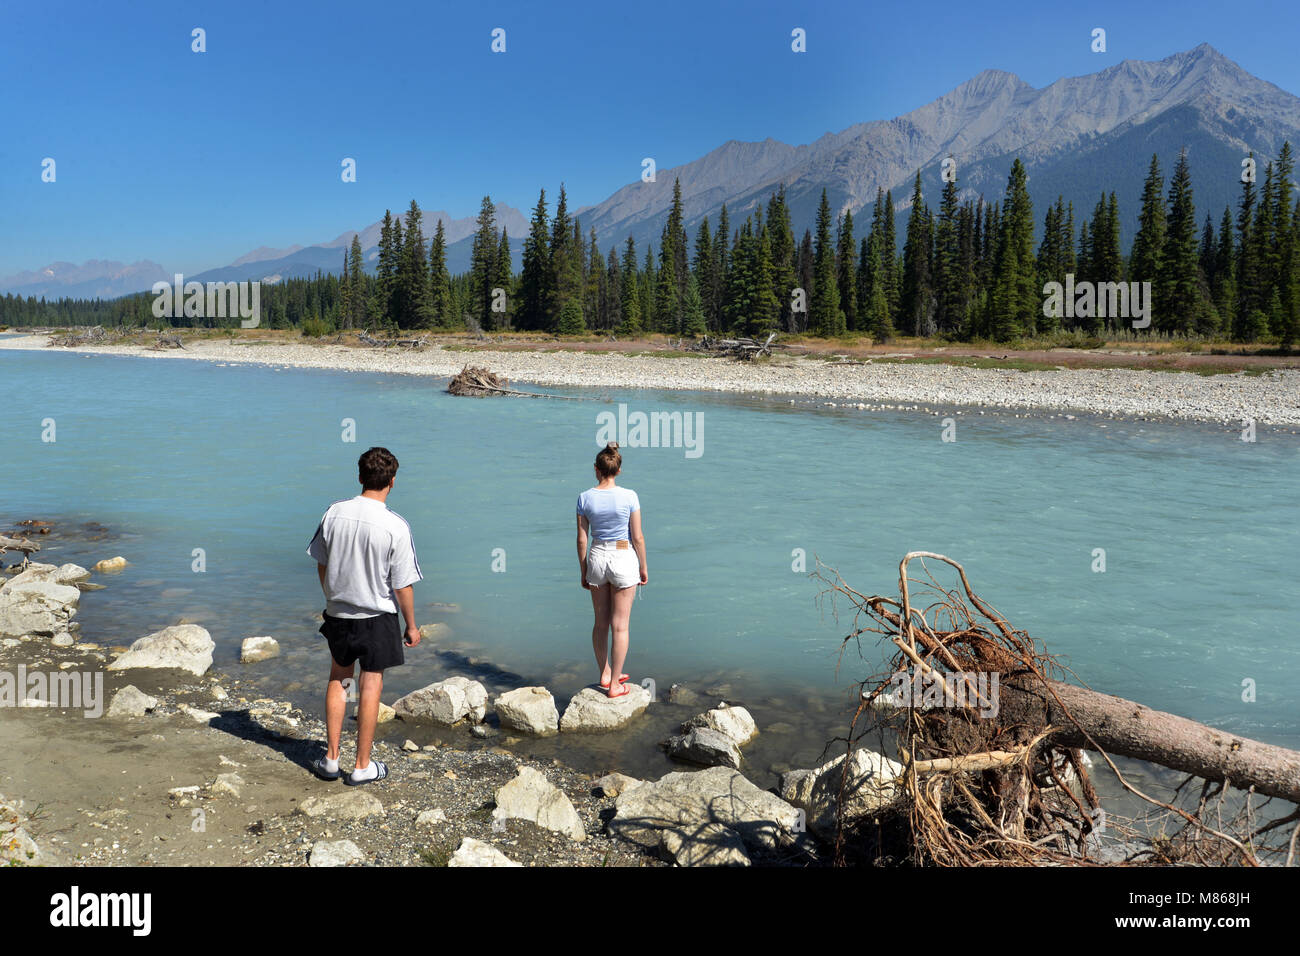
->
[320, 612, 405, 673]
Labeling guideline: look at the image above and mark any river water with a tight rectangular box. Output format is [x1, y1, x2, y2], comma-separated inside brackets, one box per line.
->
[5, 347, 1298, 811]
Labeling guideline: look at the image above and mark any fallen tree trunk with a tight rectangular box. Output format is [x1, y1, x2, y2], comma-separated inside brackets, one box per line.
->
[1000, 676, 1300, 805]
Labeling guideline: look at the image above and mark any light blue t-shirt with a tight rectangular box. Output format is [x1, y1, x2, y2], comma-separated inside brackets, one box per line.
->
[577, 486, 640, 541]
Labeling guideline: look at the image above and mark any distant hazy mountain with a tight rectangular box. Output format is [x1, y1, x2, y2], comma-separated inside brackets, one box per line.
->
[7, 43, 1297, 300]
[188, 203, 529, 286]
[0, 260, 171, 300]
[578, 43, 1300, 255]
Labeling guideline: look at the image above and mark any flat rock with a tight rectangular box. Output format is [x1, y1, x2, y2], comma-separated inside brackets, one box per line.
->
[106, 685, 158, 718]
[559, 684, 651, 733]
[609, 766, 800, 852]
[492, 766, 586, 841]
[392, 675, 487, 725]
[298, 791, 384, 821]
[660, 823, 751, 867]
[309, 839, 365, 867]
[664, 726, 743, 769]
[447, 837, 520, 867]
[240, 636, 280, 663]
[778, 747, 904, 837]
[106, 624, 214, 676]
[415, 808, 447, 826]
[494, 686, 559, 737]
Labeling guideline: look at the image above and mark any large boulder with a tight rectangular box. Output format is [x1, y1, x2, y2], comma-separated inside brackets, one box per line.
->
[106, 624, 214, 676]
[493, 686, 559, 737]
[609, 766, 801, 853]
[778, 747, 904, 837]
[4, 562, 90, 589]
[447, 837, 520, 867]
[664, 726, 743, 769]
[392, 676, 487, 725]
[682, 704, 759, 746]
[0, 581, 80, 638]
[559, 684, 651, 733]
[491, 766, 586, 841]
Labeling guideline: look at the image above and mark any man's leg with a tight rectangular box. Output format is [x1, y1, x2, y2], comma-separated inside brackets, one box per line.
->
[326, 657, 354, 762]
[354, 668, 384, 771]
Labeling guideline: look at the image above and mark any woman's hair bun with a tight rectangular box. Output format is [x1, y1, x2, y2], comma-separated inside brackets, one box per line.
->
[605, 441, 619, 451]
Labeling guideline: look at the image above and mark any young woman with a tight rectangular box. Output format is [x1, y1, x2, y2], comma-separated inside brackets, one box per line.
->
[576, 442, 647, 698]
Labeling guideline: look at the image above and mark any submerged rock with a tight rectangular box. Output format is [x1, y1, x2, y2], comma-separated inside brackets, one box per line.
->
[93, 556, 128, 572]
[559, 684, 651, 733]
[494, 686, 559, 737]
[491, 766, 586, 841]
[240, 636, 280, 663]
[393, 676, 487, 725]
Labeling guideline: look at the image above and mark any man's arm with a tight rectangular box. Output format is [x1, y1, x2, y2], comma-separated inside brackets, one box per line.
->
[394, 585, 420, 647]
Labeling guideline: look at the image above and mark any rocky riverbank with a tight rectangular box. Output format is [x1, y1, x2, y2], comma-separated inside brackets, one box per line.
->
[4, 332, 1298, 425]
[0, 552, 884, 868]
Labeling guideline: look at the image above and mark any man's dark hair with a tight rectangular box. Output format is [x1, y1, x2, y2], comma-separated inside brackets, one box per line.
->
[358, 447, 399, 490]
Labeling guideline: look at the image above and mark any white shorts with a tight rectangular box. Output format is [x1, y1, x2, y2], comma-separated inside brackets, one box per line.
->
[586, 541, 640, 589]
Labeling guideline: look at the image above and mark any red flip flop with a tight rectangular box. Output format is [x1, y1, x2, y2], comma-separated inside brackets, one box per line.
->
[599, 674, 630, 689]
[606, 682, 631, 699]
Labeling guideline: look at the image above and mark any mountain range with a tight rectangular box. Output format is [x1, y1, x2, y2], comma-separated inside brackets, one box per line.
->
[6, 43, 1298, 301]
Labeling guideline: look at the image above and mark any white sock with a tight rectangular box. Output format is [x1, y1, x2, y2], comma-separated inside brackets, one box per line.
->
[321, 756, 339, 773]
[351, 761, 378, 781]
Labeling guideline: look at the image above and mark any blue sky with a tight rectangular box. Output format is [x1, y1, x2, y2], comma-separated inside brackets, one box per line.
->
[2, 0, 1298, 278]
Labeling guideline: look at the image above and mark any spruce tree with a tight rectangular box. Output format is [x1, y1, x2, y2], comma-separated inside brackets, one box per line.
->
[518, 188, 551, 331]
[1129, 154, 1167, 325]
[429, 219, 450, 328]
[811, 189, 843, 336]
[1158, 149, 1205, 334]
[988, 160, 1035, 340]
[468, 195, 498, 331]
[348, 234, 366, 329]
[836, 209, 857, 331]
[901, 172, 933, 337]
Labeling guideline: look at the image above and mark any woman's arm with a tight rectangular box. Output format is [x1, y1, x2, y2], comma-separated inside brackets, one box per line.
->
[629, 509, 647, 585]
[576, 513, 591, 589]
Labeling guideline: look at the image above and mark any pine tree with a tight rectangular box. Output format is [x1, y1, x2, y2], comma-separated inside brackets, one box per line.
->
[429, 220, 450, 328]
[988, 159, 1035, 340]
[348, 234, 366, 329]
[617, 237, 641, 335]
[1158, 149, 1207, 334]
[1236, 155, 1261, 339]
[901, 172, 933, 337]
[468, 195, 498, 331]
[375, 210, 399, 326]
[549, 185, 581, 330]
[394, 199, 433, 329]
[1214, 205, 1236, 335]
[1129, 154, 1167, 324]
[767, 186, 796, 332]
[518, 188, 551, 331]
[811, 190, 843, 336]
[836, 209, 857, 331]
[692, 219, 715, 338]
[494, 229, 513, 328]
[935, 174, 964, 333]
[795, 229, 814, 333]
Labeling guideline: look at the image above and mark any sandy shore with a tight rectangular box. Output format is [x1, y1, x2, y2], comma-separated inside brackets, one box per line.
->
[4, 332, 1300, 424]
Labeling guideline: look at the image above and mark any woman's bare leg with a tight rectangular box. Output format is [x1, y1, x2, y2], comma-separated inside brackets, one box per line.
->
[607, 584, 635, 694]
[590, 582, 613, 683]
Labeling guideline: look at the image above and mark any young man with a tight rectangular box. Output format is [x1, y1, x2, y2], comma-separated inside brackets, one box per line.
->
[307, 446, 422, 785]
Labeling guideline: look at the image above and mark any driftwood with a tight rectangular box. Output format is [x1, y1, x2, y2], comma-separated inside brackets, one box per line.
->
[358, 329, 428, 349]
[149, 333, 186, 350]
[446, 364, 578, 400]
[0, 534, 40, 569]
[816, 552, 1300, 866]
[686, 332, 784, 360]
